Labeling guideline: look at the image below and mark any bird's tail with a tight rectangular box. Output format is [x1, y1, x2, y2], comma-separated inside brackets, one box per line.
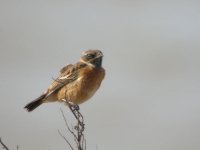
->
[24, 94, 46, 112]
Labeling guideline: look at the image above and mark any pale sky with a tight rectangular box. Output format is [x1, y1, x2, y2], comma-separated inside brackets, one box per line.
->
[0, 0, 200, 150]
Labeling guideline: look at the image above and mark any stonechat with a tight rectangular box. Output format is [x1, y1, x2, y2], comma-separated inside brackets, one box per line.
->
[24, 50, 105, 112]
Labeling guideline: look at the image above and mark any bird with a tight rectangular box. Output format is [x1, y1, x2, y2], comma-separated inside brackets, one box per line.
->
[24, 50, 105, 112]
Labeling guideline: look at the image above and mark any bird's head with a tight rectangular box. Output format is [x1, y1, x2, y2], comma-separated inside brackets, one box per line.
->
[80, 50, 104, 68]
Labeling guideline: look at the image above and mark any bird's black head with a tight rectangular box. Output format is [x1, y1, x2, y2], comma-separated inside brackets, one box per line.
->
[81, 50, 103, 68]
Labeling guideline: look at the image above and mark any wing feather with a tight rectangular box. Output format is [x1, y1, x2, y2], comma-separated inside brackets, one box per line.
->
[45, 62, 86, 97]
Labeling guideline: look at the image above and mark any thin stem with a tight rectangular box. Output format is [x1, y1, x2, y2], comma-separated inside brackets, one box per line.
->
[0, 138, 9, 150]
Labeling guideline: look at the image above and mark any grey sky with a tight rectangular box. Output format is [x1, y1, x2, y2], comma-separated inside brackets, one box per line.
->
[0, 0, 200, 150]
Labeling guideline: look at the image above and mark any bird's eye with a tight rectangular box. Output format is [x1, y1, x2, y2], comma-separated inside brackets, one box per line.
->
[86, 54, 95, 59]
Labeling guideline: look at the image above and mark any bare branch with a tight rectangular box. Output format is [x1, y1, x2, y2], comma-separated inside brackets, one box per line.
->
[58, 130, 74, 150]
[0, 138, 9, 150]
[59, 100, 86, 150]
[60, 108, 77, 140]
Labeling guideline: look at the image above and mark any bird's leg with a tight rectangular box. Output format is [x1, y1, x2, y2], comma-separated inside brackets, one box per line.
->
[62, 99, 79, 111]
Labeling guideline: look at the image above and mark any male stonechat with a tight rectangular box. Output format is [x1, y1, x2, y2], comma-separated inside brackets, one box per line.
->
[24, 50, 105, 112]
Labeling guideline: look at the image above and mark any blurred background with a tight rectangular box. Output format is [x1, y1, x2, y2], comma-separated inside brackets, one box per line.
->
[0, 0, 200, 150]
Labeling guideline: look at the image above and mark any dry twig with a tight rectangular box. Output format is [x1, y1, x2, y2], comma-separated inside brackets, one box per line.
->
[0, 138, 9, 150]
[59, 100, 86, 150]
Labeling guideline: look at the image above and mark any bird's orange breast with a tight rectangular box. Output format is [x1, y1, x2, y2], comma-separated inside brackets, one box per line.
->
[57, 66, 105, 104]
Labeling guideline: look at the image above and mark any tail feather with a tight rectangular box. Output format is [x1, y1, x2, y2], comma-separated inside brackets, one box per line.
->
[24, 94, 46, 112]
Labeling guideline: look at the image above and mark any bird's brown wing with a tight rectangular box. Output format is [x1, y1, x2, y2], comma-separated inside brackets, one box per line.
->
[59, 64, 74, 74]
[45, 62, 86, 97]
